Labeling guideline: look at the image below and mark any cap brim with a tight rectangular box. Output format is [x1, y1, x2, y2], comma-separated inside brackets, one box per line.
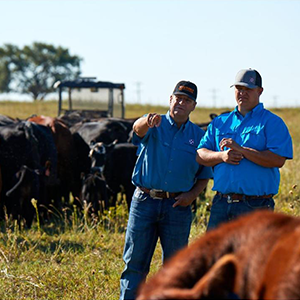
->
[230, 82, 258, 89]
[173, 91, 196, 101]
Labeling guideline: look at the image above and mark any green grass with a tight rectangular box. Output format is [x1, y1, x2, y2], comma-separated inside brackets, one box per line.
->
[0, 100, 299, 299]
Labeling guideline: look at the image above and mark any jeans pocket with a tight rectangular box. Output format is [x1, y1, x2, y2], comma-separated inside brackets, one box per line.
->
[212, 194, 222, 205]
[132, 188, 148, 202]
[174, 205, 191, 212]
[245, 198, 275, 210]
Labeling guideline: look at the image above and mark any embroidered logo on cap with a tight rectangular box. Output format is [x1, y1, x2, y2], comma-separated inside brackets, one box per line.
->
[179, 86, 194, 93]
[250, 78, 255, 83]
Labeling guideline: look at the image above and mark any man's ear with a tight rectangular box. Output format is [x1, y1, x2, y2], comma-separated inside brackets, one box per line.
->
[192, 101, 197, 111]
[170, 95, 173, 104]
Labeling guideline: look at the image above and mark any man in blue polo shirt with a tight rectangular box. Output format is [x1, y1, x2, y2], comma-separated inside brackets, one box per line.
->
[119, 80, 213, 300]
[196, 69, 293, 230]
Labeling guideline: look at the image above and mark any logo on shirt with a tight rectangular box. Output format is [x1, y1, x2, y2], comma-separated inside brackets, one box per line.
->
[189, 139, 195, 145]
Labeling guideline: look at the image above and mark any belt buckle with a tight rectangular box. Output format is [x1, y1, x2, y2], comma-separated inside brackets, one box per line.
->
[149, 189, 163, 199]
[226, 195, 240, 203]
[227, 195, 232, 203]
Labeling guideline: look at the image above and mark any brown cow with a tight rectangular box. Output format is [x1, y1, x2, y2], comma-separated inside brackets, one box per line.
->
[137, 210, 300, 300]
[28, 115, 91, 206]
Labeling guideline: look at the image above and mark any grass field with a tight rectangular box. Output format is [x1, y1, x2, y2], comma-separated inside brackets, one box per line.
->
[0, 101, 299, 299]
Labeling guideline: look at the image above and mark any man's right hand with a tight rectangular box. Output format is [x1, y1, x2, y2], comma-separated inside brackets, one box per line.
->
[147, 113, 162, 128]
[133, 113, 162, 137]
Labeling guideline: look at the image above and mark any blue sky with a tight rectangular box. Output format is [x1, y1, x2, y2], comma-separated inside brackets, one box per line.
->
[1, 0, 299, 108]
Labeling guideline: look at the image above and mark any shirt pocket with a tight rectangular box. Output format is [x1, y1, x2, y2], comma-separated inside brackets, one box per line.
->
[152, 130, 171, 147]
[177, 142, 199, 174]
[178, 142, 197, 154]
[215, 129, 235, 151]
[240, 127, 266, 150]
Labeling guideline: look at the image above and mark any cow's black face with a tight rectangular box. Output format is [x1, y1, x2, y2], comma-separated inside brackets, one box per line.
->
[89, 142, 106, 170]
[80, 173, 108, 214]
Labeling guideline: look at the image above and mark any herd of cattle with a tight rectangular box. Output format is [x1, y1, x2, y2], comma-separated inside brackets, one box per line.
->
[1, 110, 299, 299]
[0, 111, 146, 227]
[0, 110, 217, 228]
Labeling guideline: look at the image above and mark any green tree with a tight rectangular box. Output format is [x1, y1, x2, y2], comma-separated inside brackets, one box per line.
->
[0, 42, 82, 100]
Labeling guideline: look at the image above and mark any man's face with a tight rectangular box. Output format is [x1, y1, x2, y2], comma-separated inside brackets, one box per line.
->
[235, 85, 263, 114]
[169, 94, 196, 120]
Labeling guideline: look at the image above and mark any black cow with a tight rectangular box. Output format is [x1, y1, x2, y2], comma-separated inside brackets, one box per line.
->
[0, 121, 56, 227]
[26, 122, 58, 209]
[107, 117, 136, 141]
[71, 132, 92, 201]
[80, 172, 109, 215]
[5, 165, 40, 227]
[87, 141, 138, 211]
[88, 140, 118, 174]
[70, 119, 130, 145]
[102, 143, 138, 211]
[0, 114, 16, 126]
[57, 111, 87, 128]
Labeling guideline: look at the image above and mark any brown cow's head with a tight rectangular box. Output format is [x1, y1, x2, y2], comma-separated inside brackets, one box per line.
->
[136, 211, 300, 300]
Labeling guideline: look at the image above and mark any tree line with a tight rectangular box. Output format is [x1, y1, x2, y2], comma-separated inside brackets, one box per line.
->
[0, 42, 82, 101]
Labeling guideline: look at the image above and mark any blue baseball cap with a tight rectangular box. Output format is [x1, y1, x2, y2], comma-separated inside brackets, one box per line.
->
[230, 69, 262, 89]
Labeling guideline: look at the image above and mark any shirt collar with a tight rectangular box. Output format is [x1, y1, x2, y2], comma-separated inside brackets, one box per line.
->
[252, 102, 264, 114]
[166, 111, 191, 131]
[234, 102, 264, 118]
[166, 111, 175, 126]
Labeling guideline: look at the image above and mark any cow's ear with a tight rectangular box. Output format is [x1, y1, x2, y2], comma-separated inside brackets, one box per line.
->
[192, 254, 239, 299]
[147, 254, 239, 300]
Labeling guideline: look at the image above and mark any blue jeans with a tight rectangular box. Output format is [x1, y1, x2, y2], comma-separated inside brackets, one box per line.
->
[119, 188, 192, 300]
[207, 193, 275, 231]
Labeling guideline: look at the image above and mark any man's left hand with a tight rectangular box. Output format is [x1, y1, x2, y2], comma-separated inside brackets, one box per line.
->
[172, 192, 195, 208]
[219, 138, 242, 152]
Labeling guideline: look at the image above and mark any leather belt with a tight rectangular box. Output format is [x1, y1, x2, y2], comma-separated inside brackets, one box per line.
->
[217, 192, 273, 202]
[138, 187, 181, 199]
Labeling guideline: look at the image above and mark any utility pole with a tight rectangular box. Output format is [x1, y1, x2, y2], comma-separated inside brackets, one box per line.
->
[209, 88, 219, 108]
[136, 82, 142, 104]
[273, 95, 278, 108]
